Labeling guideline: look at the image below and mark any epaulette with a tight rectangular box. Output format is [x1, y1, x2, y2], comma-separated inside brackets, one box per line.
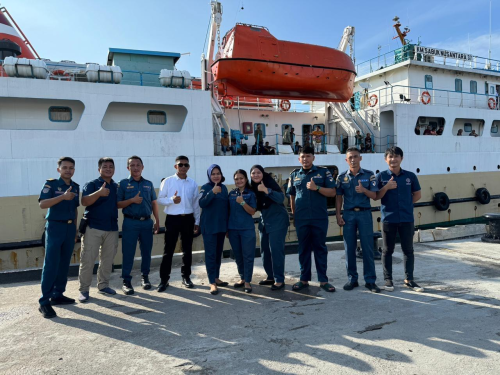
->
[289, 168, 300, 175]
[46, 178, 56, 181]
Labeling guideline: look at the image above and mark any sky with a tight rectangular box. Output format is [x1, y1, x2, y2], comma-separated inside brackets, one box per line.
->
[7, 0, 500, 75]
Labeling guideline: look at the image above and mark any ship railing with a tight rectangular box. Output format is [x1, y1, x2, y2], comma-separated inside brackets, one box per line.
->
[355, 48, 500, 77]
[366, 84, 497, 110]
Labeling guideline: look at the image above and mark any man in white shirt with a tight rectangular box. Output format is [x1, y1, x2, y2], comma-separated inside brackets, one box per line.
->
[157, 156, 200, 291]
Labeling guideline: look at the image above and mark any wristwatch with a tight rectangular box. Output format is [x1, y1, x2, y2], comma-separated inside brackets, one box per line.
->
[316, 186, 321, 191]
[240, 201, 246, 206]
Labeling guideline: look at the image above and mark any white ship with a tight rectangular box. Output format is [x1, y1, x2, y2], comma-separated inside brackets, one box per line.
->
[0, 3, 498, 272]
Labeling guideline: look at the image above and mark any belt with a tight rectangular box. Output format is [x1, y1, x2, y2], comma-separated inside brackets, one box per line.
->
[124, 214, 150, 221]
[346, 207, 371, 212]
[48, 219, 74, 224]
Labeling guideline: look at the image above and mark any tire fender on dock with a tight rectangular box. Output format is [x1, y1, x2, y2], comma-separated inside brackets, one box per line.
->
[433, 192, 450, 211]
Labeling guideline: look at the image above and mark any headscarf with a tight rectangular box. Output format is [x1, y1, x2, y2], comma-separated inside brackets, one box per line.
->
[207, 164, 225, 187]
[250, 165, 283, 211]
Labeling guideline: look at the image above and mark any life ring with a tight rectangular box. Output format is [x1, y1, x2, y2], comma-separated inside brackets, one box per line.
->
[433, 192, 450, 211]
[280, 100, 291, 112]
[488, 98, 496, 110]
[475, 188, 491, 205]
[368, 94, 378, 107]
[222, 96, 234, 109]
[421, 91, 431, 105]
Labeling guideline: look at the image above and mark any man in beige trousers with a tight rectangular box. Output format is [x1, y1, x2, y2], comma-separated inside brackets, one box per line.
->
[78, 157, 119, 302]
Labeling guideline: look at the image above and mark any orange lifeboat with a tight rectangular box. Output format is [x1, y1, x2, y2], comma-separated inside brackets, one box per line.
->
[211, 24, 356, 102]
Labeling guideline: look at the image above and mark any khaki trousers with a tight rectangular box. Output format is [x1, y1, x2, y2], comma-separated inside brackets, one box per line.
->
[78, 227, 118, 292]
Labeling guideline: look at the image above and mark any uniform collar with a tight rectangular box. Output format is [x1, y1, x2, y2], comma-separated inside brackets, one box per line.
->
[300, 164, 317, 174]
[174, 174, 190, 181]
[386, 168, 405, 176]
[348, 168, 365, 177]
[98, 176, 114, 184]
[128, 175, 144, 183]
[58, 177, 73, 186]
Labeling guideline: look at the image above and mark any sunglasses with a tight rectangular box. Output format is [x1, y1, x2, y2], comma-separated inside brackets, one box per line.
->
[176, 163, 190, 168]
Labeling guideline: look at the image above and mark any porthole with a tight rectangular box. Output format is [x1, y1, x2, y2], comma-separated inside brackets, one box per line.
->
[49, 106, 72, 122]
[447, 167, 450, 172]
[473, 166, 476, 171]
[375, 169, 380, 174]
[376, 217, 381, 223]
[416, 168, 420, 173]
[147, 110, 167, 125]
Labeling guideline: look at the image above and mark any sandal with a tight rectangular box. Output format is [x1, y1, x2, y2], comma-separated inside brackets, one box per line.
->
[292, 281, 309, 291]
[320, 283, 336, 293]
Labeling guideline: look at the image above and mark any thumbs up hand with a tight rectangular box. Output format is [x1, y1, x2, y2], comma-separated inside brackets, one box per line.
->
[172, 190, 181, 204]
[236, 192, 244, 204]
[306, 177, 317, 191]
[212, 182, 221, 195]
[131, 191, 143, 204]
[355, 180, 365, 194]
[257, 181, 268, 194]
[62, 186, 76, 200]
[386, 176, 397, 190]
[98, 182, 110, 197]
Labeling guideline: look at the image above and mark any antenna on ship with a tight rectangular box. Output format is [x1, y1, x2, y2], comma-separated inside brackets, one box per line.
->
[392, 16, 410, 46]
[486, 0, 492, 70]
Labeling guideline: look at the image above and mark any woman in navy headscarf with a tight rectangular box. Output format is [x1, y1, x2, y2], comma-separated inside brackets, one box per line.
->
[250, 165, 289, 290]
[199, 164, 229, 295]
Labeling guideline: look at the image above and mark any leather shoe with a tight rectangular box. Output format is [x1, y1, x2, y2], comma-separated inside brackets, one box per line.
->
[258, 279, 274, 286]
[122, 281, 134, 295]
[271, 283, 285, 291]
[365, 283, 381, 293]
[343, 281, 359, 291]
[141, 275, 152, 290]
[182, 278, 194, 288]
[157, 282, 169, 292]
[39, 304, 57, 319]
[50, 295, 75, 305]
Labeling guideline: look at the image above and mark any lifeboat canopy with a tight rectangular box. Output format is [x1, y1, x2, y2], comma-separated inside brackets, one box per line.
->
[211, 24, 356, 102]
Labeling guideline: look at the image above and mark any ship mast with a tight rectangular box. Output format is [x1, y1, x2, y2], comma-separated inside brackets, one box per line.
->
[392, 16, 410, 46]
[201, 0, 223, 91]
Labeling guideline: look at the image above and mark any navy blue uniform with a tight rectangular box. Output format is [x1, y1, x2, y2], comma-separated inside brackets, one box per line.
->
[287, 165, 335, 282]
[38, 178, 80, 306]
[228, 188, 257, 282]
[258, 188, 289, 283]
[199, 183, 229, 284]
[376, 169, 421, 281]
[82, 177, 118, 231]
[117, 176, 157, 282]
[336, 168, 378, 284]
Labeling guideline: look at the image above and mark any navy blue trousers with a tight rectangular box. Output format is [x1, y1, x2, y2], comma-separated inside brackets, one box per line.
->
[296, 219, 329, 282]
[260, 226, 287, 283]
[121, 218, 153, 282]
[40, 221, 76, 306]
[228, 229, 256, 283]
[203, 232, 225, 284]
[342, 210, 376, 283]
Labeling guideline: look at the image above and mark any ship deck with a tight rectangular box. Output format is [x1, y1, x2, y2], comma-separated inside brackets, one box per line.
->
[1, 236, 499, 374]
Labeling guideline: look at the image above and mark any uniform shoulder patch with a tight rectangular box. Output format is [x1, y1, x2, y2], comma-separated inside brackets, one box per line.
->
[46, 178, 56, 181]
[370, 175, 377, 181]
[289, 168, 300, 176]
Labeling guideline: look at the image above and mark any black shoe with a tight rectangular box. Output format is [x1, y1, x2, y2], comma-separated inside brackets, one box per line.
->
[39, 304, 57, 319]
[215, 281, 229, 287]
[384, 280, 394, 292]
[404, 280, 424, 292]
[365, 283, 381, 293]
[182, 277, 194, 288]
[343, 281, 359, 291]
[210, 288, 219, 295]
[234, 282, 245, 288]
[271, 283, 285, 291]
[258, 279, 274, 286]
[50, 295, 75, 305]
[141, 275, 152, 290]
[122, 281, 134, 295]
[157, 282, 169, 292]
[244, 286, 252, 293]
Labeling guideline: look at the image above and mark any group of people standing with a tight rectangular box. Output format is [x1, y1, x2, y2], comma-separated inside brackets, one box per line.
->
[37, 145, 423, 320]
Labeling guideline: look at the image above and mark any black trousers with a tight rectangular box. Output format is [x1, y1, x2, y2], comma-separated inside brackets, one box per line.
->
[382, 222, 415, 281]
[159, 214, 195, 282]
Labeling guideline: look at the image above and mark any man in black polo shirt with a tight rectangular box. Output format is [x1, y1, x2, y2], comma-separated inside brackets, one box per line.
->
[78, 157, 119, 302]
[375, 147, 423, 292]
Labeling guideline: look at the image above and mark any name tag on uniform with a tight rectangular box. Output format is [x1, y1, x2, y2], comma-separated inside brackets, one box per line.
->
[127, 186, 135, 189]
[143, 186, 151, 189]
[406, 178, 412, 185]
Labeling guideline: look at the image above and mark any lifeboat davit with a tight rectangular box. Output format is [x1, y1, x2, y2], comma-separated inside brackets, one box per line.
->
[211, 24, 356, 102]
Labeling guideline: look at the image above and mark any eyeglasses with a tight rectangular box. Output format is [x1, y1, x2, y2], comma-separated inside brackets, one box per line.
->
[176, 163, 190, 168]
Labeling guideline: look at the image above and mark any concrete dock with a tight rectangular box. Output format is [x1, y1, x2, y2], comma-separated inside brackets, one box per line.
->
[1, 237, 499, 374]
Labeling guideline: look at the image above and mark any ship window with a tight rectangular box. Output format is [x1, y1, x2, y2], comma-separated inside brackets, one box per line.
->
[470, 81, 477, 94]
[491, 86, 495, 95]
[492, 124, 498, 133]
[49, 106, 72, 122]
[491, 121, 500, 137]
[147, 110, 167, 125]
[464, 123, 472, 132]
[415, 116, 444, 136]
[485, 82, 488, 94]
[455, 79, 462, 92]
[254, 123, 266, 140]
[425, 75, 433, 89]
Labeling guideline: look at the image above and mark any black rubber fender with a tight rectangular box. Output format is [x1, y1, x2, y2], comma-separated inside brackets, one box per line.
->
[475, 188, 491, 205]
[433, 192, 450, 211]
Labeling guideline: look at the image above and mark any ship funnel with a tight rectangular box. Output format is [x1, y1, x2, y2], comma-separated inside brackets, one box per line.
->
[0, 8, 38, 59]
